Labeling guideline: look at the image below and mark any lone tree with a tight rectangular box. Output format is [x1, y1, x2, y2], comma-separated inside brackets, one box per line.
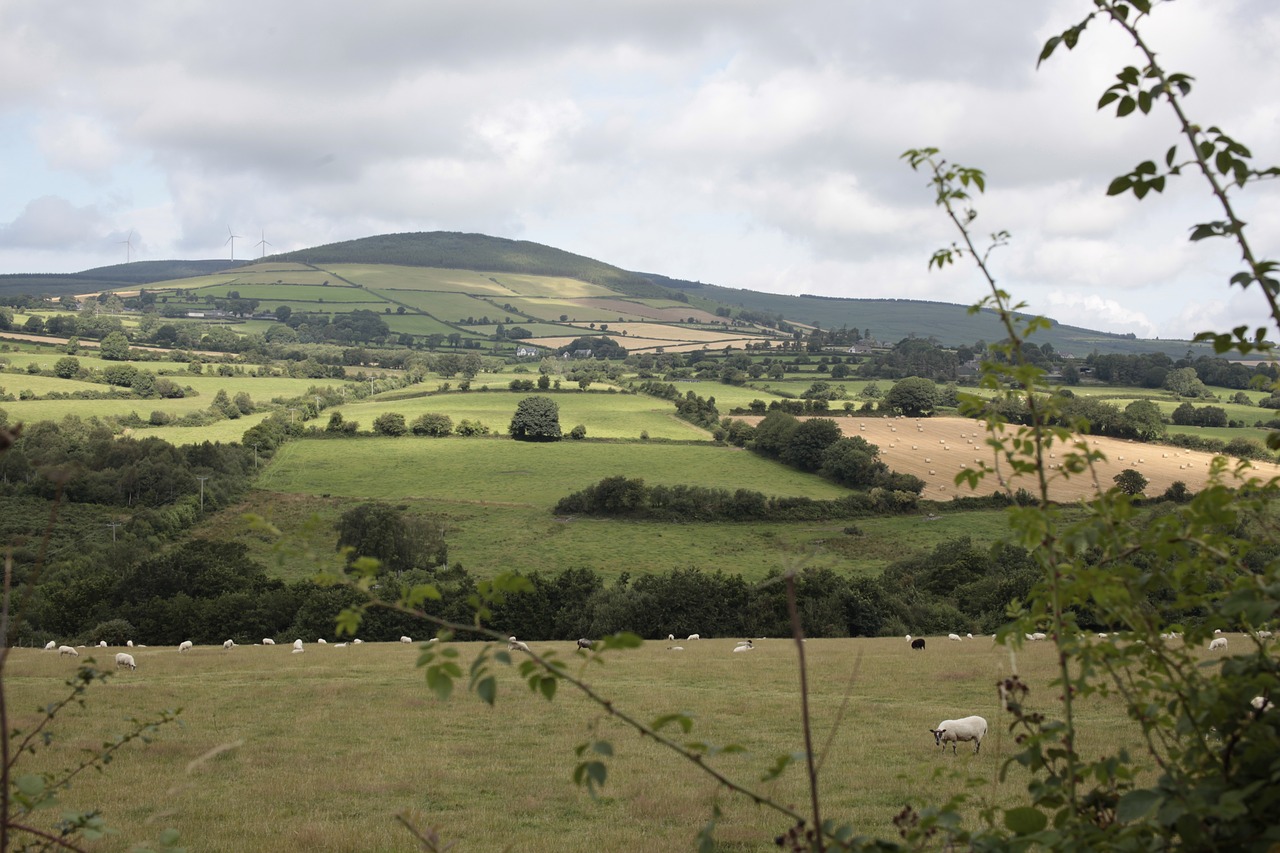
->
[335, 502, 447, 577]
[1113, 468, 1148, 496]
[509, 395, 562, 441]
[884, 376, 939, 417]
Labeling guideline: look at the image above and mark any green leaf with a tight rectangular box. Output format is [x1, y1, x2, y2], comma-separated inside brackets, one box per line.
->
[1037, 36, 1061, 66]
[1116, 789, 1162, 822]
[650, 713, 694, 734]
[425, 665, 454, 701]
[475, 675, 496, 706]
[1004, 806, 1047, 834]
[15, 774, 45, 797]
[1106, 176, 1132, 196]
[538, 676, 557, 701]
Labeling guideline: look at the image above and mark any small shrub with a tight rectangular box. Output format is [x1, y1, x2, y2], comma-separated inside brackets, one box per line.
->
[569, 424, 586, 440]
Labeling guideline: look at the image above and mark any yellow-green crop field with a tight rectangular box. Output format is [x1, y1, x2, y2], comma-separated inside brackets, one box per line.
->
[3, 635, 1176, 852]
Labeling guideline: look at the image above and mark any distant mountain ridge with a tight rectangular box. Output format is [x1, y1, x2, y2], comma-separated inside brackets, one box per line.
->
[0, 230, 1211, 356]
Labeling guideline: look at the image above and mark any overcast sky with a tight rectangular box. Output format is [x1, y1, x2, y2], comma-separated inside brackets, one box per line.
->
[1, 0, 1276, 340]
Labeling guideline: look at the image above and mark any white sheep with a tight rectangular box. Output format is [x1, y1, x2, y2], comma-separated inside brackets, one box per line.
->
[263, 638, 276, 645]
[507, 636, 531, 653]
[399, 636, 412, 644]
[43, 640, 56, 651]
[948, 633, 962, 642]
[318, 638, 327, 644]
[126, 640, 134, 648]
[732, 640, 754, 652]
[293, 639, 303, 651]
[930, 715, 988, 754]
[668, 645, 684, 651]
[966, 633, 974, 640]
[115, 652, 137, 671]
[1214, 629, 1223, 635]
[687, 633, 701, 641]
[667, 634, 675, 641]
[334, 642, 348, 648]
[223, 639, 235, 650]
[58, 645, 79, 657]
[353, 639, 363, 644]
[178, 640, 193, 652]
[98, 640, 108, 648]
[291, 647, 305, 654]
[1031, 632, 1047, 641]
[1209, 637, 1228, 651]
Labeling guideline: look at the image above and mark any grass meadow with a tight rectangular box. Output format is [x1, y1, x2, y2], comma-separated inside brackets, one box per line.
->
[2, 634, 1175, 853]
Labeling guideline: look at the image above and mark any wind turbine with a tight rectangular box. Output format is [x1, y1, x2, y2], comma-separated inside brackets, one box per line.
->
[256, 228, 271, 259]
[118, 230, 136, 263]
[225, 226, 242, 261]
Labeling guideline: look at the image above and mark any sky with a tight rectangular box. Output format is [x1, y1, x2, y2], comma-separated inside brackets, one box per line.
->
[1, 0, 1277, 341]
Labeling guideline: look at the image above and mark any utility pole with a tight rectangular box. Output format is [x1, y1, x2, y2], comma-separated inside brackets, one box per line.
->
[288, 408, 299, 424]
[251, 443, 260, 469]
[106, 522, 121, 542]
[197, 476, 209, 511]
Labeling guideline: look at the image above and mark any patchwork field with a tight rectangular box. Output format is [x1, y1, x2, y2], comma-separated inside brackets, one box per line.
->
[4, 633, 1193, 852]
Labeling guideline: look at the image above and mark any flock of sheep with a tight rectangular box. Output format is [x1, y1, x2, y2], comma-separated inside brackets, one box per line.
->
[42, 627, 1271, 755]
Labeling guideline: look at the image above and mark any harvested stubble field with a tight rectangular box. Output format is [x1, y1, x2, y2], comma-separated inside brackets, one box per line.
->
[4, 633, 1192, 853]
[744, 415, 1279, 502]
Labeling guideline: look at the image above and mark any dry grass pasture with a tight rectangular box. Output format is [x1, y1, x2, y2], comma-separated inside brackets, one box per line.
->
[744, 415, 1280, 503]
[2, 632, 1220, 852]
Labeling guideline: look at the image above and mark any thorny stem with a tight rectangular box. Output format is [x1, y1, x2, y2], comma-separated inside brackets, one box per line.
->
[785, 573, 823, 852]
[918, 152, 1080, 807]
[1101, 1, 1280, 341]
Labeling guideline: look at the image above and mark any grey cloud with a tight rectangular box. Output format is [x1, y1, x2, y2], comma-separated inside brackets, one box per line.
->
[0, 196, 107, 249]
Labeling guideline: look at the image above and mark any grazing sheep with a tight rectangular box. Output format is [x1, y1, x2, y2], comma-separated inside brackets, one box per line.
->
[733, 640, 754, 652]
[43, 640, 56, 651]
[1209, 637, 1228, 651]
[115, 652, 137, 671]
[334, 642, 348, 648]
[1029, 632, 1047, 641]
[911, 638, 926, 651]
[1214, 629, 1223, 635]
[126, 640, 134, 648]
[668, 646, 684, 651]
[178, 640, 193, 652]
[576, 638, 593, 650]
[98, 640, 108, 648]
[966, 633, 974, 639]
[507, 636, 531, 653]
[1258, 630, 1273, 639]
[293, 639, 303, 651]
[353, 639, 363, 644]
[58, 645, 79, 657]
[223, 639, 235, 650]
[948, 633, 962, 642]
[687, 633, 701, 640]
[263, 638, 276, 645]
[291, 647, 305, 654]
[905, 634, 912, 641]
[318, 638, 327, 644]
[667, 634, 675, 641]
[930, 715, 988, 754]
[399, 636, 412, 644]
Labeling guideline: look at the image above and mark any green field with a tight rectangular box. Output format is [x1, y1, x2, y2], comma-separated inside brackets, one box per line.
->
[319, 390, 713, 441]
[258, 438, 848, 507]
[3, 634, 1167, 852]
